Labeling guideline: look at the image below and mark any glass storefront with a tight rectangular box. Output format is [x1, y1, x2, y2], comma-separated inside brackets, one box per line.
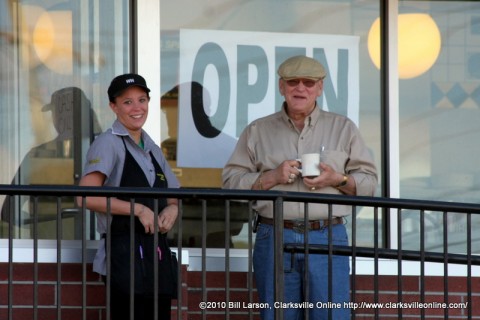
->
[0, 0, 130, 239]
[158, 0, 383, 248]
[397, 1, 480, 253]
[1, 0, 479, 255]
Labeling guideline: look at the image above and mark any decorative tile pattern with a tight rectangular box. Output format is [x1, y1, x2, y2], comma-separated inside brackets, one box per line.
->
[431, 82, 480, 108]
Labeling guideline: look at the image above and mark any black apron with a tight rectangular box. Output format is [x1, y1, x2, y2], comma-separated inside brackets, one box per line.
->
[109, 137, 177, 298]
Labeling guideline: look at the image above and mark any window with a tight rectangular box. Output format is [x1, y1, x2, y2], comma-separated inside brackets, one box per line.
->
[397, 1, 480, 253]
[0, 0, 131, 240]
[159, 0, 383, 248]
[6, 0, 477, 255]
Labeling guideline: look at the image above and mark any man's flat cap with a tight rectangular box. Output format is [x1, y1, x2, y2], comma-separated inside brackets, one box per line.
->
[278, 55, 326, 80]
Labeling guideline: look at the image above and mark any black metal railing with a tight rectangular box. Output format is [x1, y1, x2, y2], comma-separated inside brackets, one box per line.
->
[0, 185, 479, 320]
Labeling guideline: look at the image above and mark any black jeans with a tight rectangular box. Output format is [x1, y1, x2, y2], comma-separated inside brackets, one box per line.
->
[103, 276, 172, 320]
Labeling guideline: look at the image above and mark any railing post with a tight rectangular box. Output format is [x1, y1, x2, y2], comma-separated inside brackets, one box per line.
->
[273, 197, 284, 320]
[176, 199, 184, 320]
[153, 198, 159, 319]
[129, 200, 135, 320]
[8, 196, 13, 320]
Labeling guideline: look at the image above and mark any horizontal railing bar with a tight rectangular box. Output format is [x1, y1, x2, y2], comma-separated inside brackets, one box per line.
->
[284, 244, 480, 265]
[1, 184, 480, 214]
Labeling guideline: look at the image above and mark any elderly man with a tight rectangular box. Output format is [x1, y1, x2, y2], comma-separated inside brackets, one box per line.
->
[222, 55, 377, 319]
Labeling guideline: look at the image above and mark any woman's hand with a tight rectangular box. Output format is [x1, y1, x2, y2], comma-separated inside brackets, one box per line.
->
[136, 204, 155, 234]
[136, 202, 178, 234]
[158, 203, 178, 233]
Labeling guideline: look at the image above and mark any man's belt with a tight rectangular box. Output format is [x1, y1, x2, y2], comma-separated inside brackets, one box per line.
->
[258, 216, 343, 233]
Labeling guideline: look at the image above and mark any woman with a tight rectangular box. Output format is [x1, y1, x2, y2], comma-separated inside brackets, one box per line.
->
[77, 73, 180, 319]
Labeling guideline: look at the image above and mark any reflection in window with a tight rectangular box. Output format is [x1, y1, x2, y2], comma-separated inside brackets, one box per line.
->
[1, 87, 101, 239]
[159, 0, 382, 249]
[0, 1, 130, 240]
[398, 1, 480, 253]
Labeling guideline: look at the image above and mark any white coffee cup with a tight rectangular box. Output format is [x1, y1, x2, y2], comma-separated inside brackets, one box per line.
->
[297, 153, 321, 177]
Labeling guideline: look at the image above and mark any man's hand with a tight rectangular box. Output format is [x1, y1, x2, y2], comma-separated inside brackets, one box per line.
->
[302, 163, 356, 195]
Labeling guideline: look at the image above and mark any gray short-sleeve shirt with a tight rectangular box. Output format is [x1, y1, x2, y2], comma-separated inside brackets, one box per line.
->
[83, 119, 180, 274]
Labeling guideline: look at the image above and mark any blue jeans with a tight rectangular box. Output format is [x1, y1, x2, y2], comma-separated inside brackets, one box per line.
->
[253, 222, 350, 320]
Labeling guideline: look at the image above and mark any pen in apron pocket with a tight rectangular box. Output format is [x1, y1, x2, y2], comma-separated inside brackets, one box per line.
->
[157, 246, 162, 261]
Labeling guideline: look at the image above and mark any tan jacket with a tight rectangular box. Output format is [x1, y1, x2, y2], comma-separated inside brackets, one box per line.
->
[222, 105, 377, 220]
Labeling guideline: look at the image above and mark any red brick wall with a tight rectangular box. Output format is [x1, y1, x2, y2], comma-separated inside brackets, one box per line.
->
[1, 263, 477, 319]
[185, 271, 260, 320]
[0, 263, 105, 320]
[353, 275, 478, 319]
[181, 273, 477, 319]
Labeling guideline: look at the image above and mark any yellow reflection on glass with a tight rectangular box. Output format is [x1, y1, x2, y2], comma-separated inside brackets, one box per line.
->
[32, 10, 73, 74]
[368, 13, 442, 79]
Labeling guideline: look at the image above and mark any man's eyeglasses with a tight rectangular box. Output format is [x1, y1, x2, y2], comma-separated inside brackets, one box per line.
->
[284, 78, 319, 88]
